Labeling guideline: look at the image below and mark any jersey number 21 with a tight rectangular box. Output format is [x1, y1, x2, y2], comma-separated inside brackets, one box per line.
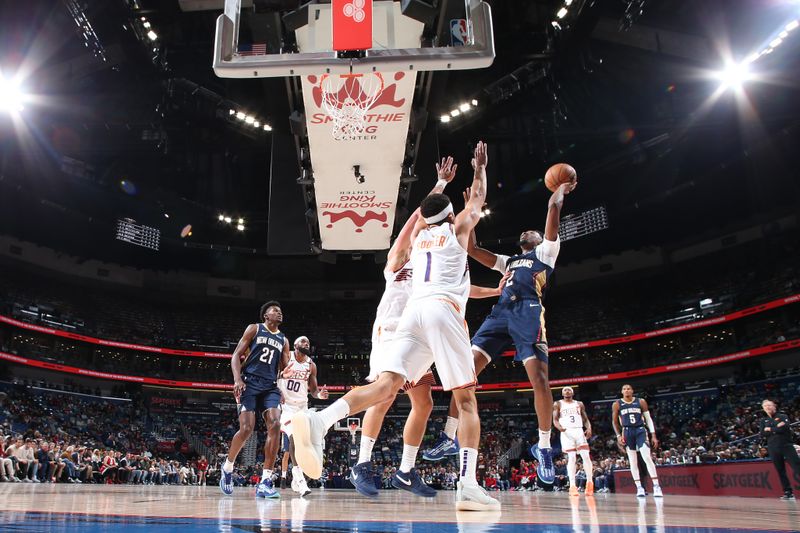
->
[260, 347, 275, 364]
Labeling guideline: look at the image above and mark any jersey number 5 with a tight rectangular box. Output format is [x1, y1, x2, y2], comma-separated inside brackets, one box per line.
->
[260, 347, 275, 364]
[629, 414, 636, 424]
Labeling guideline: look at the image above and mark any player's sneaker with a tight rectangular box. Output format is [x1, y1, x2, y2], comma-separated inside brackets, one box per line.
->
[636, 486, 646, 498]
[530, 445, 555, 485]
[392, 469, 436, 498]
[569, 485, 579, 497]
[293, 476, 311, 497]
[255, 478, 280, 499]
[219, 469, 234, 496]
[349, 462, 379, 498]
[653, 485, 663, 498]
[585, 480, 594, 496]
[422, 432, 459, 461]
[280, 476, 287, 489]
[456, 481, 501, 511]
[780, 492, 795, 500]
[291, 410, 326, 479]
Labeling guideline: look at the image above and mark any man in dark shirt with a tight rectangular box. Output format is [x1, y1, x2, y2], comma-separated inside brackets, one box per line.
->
[760, 400, 800, 500]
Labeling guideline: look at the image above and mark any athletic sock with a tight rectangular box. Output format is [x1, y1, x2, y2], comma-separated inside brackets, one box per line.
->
[652, 478, 660, 487]
[358, 436, 376, 465]
[634, 479, 642, 489]
[459, 447, 479, 485]
[538, 430, 552, 449]
[292, 466, 303, 479]
[444, 416, 459, 441]
[399, 445, 419, 473]
[261, 469, 272, 482]
[223, 459, 234, 474]
[281, 470, 287, 479]
[319, 399, 350, 430]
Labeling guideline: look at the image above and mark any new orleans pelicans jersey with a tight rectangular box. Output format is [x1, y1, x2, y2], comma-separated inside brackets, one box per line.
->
[278, 352, 312, 407]
[618, 398, 644, 428]
[409, 223, 470, 314]
[373, 262, 413, 334]
[493, 237, 560, 305]
[558, 400, 584, 429]
[242, 324, 285, 383]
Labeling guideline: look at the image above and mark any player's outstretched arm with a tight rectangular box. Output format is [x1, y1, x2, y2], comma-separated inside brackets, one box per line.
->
[386, 156, 458, 272]
[455, 141, 488, 248]
[231, 324, 258, 395]
[308, 361, 329, 400]
[543, 178, 577, 242]
[468, 271, 511, 298]
[580, 401, 592, 438]
[553, 401, 565, 432]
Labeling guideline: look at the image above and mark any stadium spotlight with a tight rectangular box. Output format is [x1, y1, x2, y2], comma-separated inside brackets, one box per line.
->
[236, 111, 245, 120]
[450, 109, 460, 117]
[218, 214, 225, 221]
[714, 61, 751, 90]
[440, 114, 451, 123]
[787, 20, 798, 32]
[0, 74, 25, 113]
[147, 30, 158, 41]
[264, 125, 272, 131]
[224, 216, 232, 224]
[238, 218, 244, 224]
[556, 7, 568, 19]
[229, 109, 235, 115]
[236, 224, 245, 231]
[471, 99, 478, 106]
[459, 102, 471, 112]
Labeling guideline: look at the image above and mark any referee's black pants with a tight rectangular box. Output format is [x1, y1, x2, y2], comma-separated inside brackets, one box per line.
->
[769, 443, 800, 494]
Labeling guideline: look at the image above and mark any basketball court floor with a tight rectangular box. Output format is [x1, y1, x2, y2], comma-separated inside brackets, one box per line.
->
[0, 485, 798, 532]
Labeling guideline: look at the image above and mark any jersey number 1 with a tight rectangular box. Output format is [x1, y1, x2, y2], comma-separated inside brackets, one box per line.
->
[260, 347, 275, 364]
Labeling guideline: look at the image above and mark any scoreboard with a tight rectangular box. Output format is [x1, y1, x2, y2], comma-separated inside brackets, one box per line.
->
[116, 218, 160, 251]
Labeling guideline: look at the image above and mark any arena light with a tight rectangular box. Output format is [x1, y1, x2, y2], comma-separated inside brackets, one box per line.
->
[235, 111, 245, 120]
[0, 74, 26, 113]
[238, 218, 244, 224]
[218, 214, 225, 221]
[263, 125, 272, 131]
[787, 20, 799, 31]
[556, 7, 568, 19]
[236, 224, 245, 231]
[450, 109, 461, 117]
[440, 114, 451, 123]
[551, 21, 562, 30]
[565, 0, 573, 5]
[224, 216, 232, 224]
[471, 99, 478, 106]
[147, 30, 158, 41]
[229, 108, 235, 115]
[244, 115, 255, 124]
[253, 120, 260, 128]
[459, 102, 471, 112]
[714, 61, 751, 90]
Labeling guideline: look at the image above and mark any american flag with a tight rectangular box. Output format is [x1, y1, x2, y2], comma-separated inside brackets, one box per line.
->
[237, 43, 267, 56]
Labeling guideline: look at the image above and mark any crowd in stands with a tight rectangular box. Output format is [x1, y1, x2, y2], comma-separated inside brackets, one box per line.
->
[1, 372, 799, 494]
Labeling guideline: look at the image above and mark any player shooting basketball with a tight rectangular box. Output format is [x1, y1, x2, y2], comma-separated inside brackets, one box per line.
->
[424, 172, 576, 488]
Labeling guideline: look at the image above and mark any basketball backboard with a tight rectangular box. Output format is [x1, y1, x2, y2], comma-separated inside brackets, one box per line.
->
[213, 0, 495, 253]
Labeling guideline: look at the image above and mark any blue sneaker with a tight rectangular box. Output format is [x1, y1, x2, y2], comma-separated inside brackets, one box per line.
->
[392, 469, 436, 498]
[349, 462, 379, 498]
[255, 478, 280, 499]
[422, 432, 459, 461]
[530, 444, 554, 485]
[219, 470, 233, 496]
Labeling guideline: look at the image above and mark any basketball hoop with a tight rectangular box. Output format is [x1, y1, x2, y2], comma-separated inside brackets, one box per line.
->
[319, 72, 384, 140]
[348, 421, 359, 443]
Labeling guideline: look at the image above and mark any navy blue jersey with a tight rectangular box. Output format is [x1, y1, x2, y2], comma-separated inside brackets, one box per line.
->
[495, 239, 559, 306]
[618, 398, 644, 428]
[241, 324, 285, 382]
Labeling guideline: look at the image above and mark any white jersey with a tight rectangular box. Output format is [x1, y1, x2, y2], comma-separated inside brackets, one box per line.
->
[373, 262, 413, 333]
[409, 223, 470, 314]
[278, 352, 312, 407]
[558, 400, 584, 429]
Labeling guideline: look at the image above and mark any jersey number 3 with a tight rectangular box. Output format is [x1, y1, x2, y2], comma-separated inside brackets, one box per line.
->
[259, 347, 275, 364]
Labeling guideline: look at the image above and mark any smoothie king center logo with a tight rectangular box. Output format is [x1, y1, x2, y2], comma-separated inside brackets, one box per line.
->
[307, 72, 408, 128]
[320, 191, 392, 233]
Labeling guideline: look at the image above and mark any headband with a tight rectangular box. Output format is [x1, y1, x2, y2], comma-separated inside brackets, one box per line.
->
[423, 203, 454, 224]
[294, 336, 309, 347]
[562, 386, 574, 394]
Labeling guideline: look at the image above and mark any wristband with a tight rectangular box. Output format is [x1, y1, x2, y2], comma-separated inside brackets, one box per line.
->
[436, 178, 448, 189]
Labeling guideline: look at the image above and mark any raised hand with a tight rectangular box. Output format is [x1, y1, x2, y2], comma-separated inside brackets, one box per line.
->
[436, 156, 458, 183]
[471, 141, 488, 169]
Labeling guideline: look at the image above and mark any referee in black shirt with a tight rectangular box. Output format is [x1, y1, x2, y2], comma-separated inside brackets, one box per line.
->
[760, 399, 800, 500]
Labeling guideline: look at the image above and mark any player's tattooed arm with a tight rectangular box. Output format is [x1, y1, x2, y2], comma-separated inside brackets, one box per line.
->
[231, 324, 258, 396]
[553, 401, 565, 432]
[455, 141, 488, 248]
[543, 178, 577, 241]
[308, 361, 329, 400]
[581, 402, 592, 439]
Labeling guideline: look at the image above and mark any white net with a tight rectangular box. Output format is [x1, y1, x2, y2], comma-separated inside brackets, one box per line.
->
[319, 73, 385, 140]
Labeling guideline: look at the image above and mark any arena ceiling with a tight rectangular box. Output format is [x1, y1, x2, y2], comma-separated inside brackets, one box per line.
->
[0, 0, 798, 280]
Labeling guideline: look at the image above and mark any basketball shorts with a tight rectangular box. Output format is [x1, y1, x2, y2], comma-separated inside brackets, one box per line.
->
[280, 403, 308, 439]
[623, 427, 648, 451]
[560, 427, 589, 452]
[471, 300, 549, 364]
[237, 374, 281, 415]
[374, 298, 476, 391]
[368, 324, 436, 390]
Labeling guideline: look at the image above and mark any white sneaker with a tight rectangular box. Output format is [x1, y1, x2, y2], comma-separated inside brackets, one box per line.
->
[456, 481, 501, 511]
[636, 486, 646, 498]
[653, 485, 663, 498]
[296, 477, 311, 497]
[291, 410, 326, 480]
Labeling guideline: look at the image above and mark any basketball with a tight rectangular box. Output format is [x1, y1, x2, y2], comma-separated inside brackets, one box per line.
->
[544, 163, 577, 192]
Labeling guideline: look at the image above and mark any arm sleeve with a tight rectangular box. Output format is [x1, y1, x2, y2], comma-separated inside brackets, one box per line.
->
[535, 236, 561, 268]
[493, 254, 510, 273]
[643, 411, 656, 433]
